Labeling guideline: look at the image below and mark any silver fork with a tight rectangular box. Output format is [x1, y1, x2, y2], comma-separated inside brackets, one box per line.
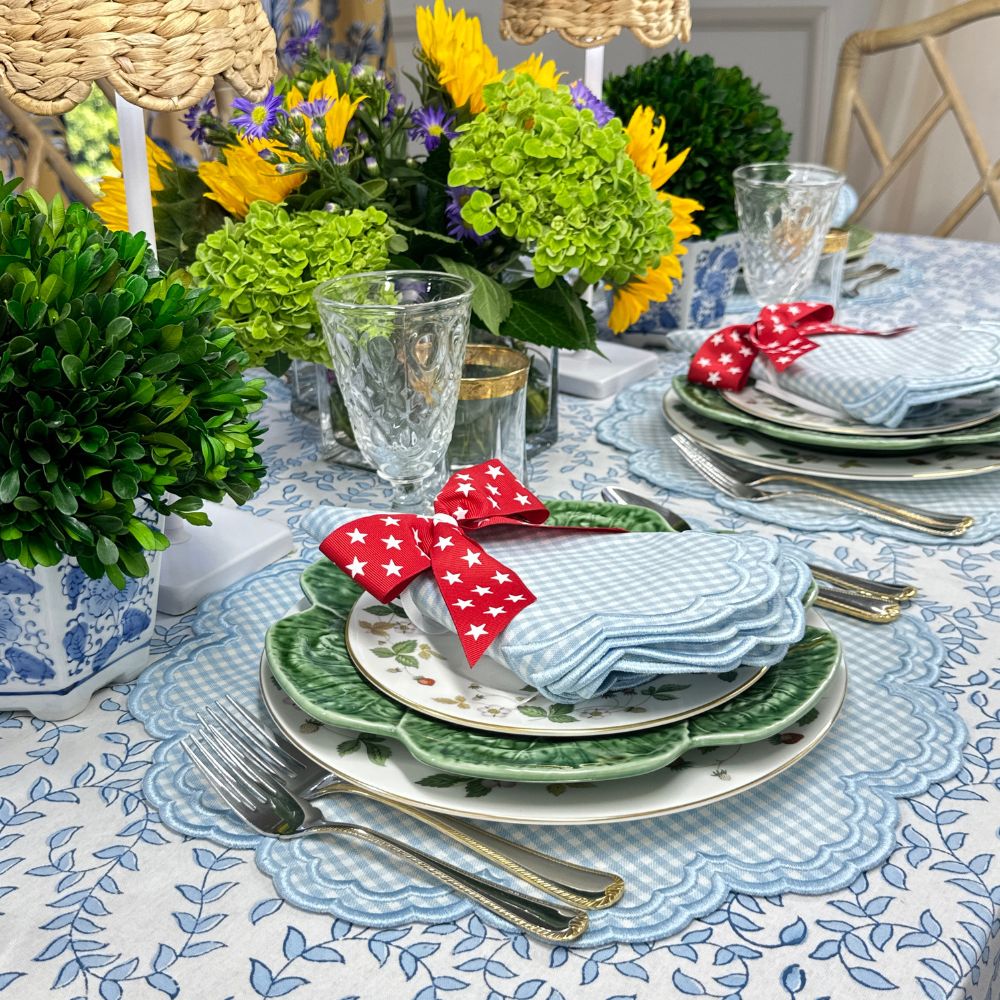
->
[183, 727, 590, 942]
[843, 267, 900, 299]
[672, 433, 973, 537]
[193, 698, 623, 910]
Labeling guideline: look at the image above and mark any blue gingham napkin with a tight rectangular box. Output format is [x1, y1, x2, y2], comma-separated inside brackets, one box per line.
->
[303, 507, 811, 702]
[750, 321, 1000, 427]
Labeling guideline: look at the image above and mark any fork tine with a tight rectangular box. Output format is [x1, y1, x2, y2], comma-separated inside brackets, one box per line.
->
[197, 715, 289, 797]
[222, 697, 302, 763]
[183, 735, 258, 810]
[672, 434, 742, 497]
[198, 725, 291, 808]
[203, 704, 299, 778]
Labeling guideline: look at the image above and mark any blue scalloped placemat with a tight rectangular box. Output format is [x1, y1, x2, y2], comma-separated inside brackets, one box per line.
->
[597, 361, 1000, 544]
[132, 550, 964, 944]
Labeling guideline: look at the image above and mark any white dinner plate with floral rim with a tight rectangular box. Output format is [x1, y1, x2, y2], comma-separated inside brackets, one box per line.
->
[722, 382, 1000, 437]
[663, 388, 1000, 482]
[345, 596, 770, 737]
[258, 639, 847, 826]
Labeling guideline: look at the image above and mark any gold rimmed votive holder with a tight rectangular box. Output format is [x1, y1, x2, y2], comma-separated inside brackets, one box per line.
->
[448, 344, 531, 482]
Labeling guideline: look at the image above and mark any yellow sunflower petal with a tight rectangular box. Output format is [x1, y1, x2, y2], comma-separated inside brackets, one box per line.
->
[325, 94, 365, 149]
[197, 139, 305, 218]
[513, 53, 563, 89]
[608, 256, 681, 334]
[416, 0, 500, 113]
[308, 72, 341, 103]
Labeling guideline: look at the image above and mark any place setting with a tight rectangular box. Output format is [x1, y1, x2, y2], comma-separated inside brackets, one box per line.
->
[171, 445, 958, 945]
[601, 163, 998, 544]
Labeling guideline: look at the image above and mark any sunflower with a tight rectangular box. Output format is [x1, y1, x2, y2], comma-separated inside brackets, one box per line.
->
[608, 105, 703, 333]
[416, 1, 500, 113]
[624, 105, 695, 195]
[285, 70, 342, 110]
[286, 73, 364, 158]
[92, 138, 173, 232]
[198, 138, 305, 218]
[513, 53, 563, 90]
[608, 255, 684, 333]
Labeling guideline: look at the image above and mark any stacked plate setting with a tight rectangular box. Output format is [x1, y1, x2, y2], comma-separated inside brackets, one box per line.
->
[667, 321, 1000, 482]
[260, 502, 847, 826]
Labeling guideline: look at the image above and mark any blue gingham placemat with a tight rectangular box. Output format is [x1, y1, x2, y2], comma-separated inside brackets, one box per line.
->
[132, 547, 964, 944]
[598, 363, 1000, 545]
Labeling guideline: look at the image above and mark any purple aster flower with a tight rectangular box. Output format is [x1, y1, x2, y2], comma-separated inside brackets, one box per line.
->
[350, 63, 366, 78]
[283, 20, 322, 61]
[295, 98, 330, 119]
[410, 105, 458, 152]
[363, 155, 378, 173]
[182, 94, 216, 144]
[332, 145, 350, 166]
[569, 80, 615, 126]
[445, 186, 493, 245]
[231, 86, 284, 140]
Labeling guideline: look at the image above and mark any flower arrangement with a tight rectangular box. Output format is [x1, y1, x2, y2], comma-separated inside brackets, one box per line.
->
[604, 51, 790, 242]
[189, 201, 405, 368]
[0, 181, 266, 586]
[94, 1, 701, 354]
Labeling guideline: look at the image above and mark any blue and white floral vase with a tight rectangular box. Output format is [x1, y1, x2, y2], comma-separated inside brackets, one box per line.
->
[628, 232, 742, 331]
[0, 549, 162, 720]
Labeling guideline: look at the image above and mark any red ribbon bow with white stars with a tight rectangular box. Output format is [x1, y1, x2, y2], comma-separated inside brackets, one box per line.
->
[318, 460, 620, 665]
[688, 302, 907, 392]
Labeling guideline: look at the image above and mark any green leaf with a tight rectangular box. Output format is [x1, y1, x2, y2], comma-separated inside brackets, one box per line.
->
[61, 354, 83, 385]
[126, 518, 169, 550]
[0, 468, 19, 503]
[415, 772, 467, 788]
[96, 535, 119, 565]
[91, 350, 126, 385]
[392, 640, 418, 655]
[501, 280, 598, 351]
[371, 648, 396, 658]
[516, 705, 547, 718]
[433, 257, 512, 336]
[141, 352, 180, 375]
[464, 779, 492, 798]
[364, 604, 402, 617]
[362, 738, 391, 766]
[396, 654, 419, 668]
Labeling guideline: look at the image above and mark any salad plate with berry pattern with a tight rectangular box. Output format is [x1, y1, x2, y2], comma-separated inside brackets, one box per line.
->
[344, 594, 770, 737]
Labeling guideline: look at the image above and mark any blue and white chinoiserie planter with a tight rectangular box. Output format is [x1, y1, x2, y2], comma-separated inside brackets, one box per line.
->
[0, 550, 162, 720]
[627, 233, 742, 332]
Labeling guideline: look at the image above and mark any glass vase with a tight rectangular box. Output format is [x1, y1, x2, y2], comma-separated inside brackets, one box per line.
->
[468, 330, 558, 458]
[287, 358, 320, 423]
[448, 344, 530, 481]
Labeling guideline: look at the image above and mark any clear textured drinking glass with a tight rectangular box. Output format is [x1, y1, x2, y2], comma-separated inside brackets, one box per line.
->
[314, 270, 473, 510]
[734, 163, 845, 305]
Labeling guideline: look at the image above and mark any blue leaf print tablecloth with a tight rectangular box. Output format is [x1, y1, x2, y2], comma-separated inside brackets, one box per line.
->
[1, 234, 999, 1000]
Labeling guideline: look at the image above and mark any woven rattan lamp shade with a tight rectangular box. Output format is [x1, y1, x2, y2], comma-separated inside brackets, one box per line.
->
[0, 0, 276, 115]
[500, 0, 691, 48]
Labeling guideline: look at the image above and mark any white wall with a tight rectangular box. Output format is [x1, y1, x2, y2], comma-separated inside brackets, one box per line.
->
[391, 0, 879, 161]
[391, 1, 999, 241]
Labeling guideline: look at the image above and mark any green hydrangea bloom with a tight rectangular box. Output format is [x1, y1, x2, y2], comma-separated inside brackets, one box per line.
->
[447, 74, 674, 288]
[189, 201, 400, 366]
